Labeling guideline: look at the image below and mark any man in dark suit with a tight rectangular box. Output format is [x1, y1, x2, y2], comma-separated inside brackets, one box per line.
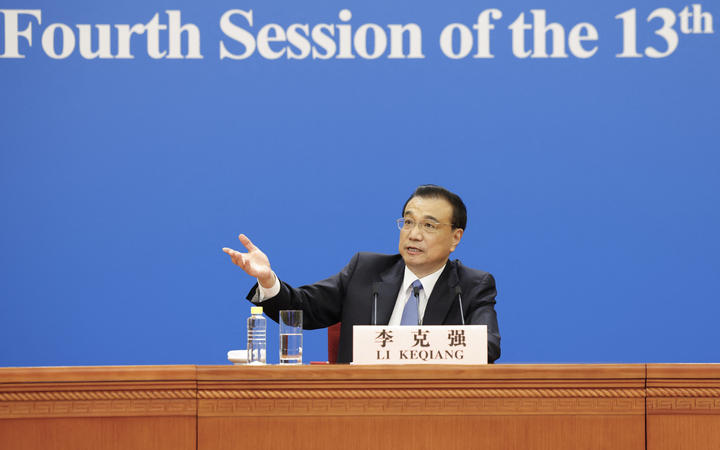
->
[223, 185, 500, 363]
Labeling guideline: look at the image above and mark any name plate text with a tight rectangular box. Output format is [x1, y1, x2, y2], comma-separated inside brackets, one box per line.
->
[352, 325, 487, 364]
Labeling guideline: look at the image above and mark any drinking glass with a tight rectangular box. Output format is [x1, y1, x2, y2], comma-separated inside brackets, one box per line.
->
[279, 310, 302, 364]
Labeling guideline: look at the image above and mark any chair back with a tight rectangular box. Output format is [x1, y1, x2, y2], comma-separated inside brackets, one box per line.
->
[327, 322, 341, 363]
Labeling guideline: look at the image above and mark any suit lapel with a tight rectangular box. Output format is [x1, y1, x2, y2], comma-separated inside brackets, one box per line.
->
[423, 261, 460, 325]
[375, 259, 405, 325]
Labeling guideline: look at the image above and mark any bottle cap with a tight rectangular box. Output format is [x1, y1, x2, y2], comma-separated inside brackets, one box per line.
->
[251, 306, 263, 315]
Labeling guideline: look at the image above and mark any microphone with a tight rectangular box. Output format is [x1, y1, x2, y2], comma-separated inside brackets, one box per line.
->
[413, 284, 422, 326]
[454, 285, 465, 325]
[372, 282, 381, 325]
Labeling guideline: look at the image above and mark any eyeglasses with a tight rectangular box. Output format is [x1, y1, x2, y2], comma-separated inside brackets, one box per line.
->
[396, 218, 452, 234]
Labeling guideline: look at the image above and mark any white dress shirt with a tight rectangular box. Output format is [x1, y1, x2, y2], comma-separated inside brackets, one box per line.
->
[256, 263, 447, 326]
[256, 272, 280, 300]
[387, 264, 446, 325]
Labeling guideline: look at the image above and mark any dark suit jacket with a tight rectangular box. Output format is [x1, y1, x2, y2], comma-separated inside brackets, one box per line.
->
[247, 252, 501, 363]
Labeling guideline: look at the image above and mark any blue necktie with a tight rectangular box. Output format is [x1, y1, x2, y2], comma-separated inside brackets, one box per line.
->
[400, 280, 423, 325]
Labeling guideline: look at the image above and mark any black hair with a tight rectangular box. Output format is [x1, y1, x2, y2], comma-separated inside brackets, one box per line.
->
[402, 185, 467, 230]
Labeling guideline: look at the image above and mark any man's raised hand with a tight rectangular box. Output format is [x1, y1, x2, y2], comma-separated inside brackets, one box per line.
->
[222, 234, 275, 288]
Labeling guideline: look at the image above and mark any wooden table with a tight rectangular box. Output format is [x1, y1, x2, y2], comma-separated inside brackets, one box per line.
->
[1, 364, 718, 449]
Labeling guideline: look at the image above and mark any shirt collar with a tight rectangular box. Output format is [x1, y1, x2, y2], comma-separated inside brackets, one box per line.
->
[401, 263, 447, 298]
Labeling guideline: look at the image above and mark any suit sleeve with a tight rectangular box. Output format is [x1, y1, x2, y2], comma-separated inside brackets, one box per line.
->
[245, 253, 360, 329]
[465, 272, 501, 363]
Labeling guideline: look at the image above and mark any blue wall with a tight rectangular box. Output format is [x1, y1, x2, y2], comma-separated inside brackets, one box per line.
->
[1, 1, 719, 365]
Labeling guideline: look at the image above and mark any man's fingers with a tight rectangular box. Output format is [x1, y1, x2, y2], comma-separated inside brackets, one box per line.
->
[224, 236, 267, 277]
[222, 247, 247, 268]
[238, 234, 257, 252]
[222, 247, 242, 259]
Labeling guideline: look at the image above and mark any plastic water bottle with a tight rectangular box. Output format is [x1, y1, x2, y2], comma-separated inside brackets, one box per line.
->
[247, 306, 266, 364]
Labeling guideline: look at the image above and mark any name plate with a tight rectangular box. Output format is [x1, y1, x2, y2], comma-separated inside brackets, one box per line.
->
[352, 325, 487, 365]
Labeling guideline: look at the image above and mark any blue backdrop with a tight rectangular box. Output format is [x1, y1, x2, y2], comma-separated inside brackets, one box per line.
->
[1, 0, 718, 365]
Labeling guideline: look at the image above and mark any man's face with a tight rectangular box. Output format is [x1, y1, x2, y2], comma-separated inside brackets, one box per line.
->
[399, 196, 464, 278]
